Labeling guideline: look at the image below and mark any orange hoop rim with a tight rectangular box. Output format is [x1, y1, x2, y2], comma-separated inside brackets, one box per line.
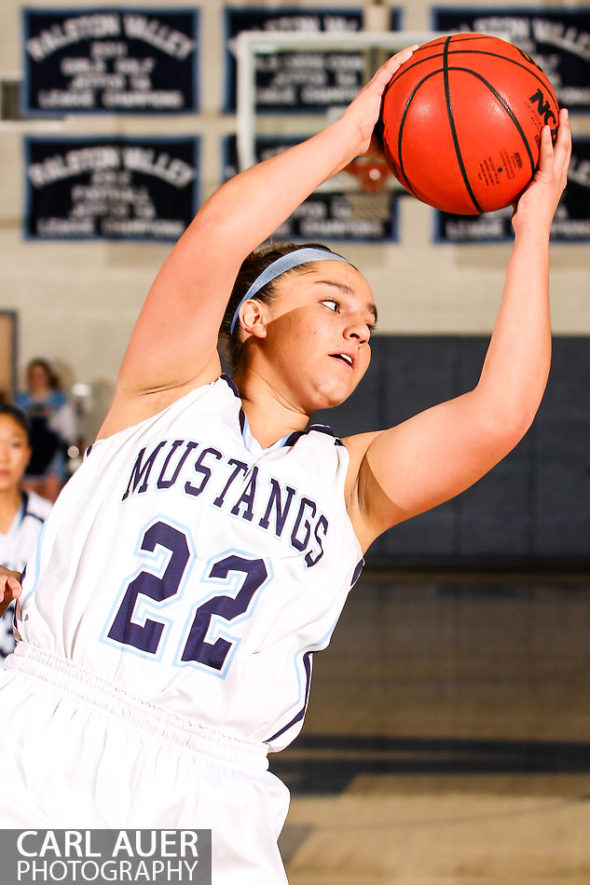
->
[343, 156, 391, 193]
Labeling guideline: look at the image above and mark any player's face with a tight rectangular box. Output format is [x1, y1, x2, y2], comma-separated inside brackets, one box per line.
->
[0, 416, 31, 491]
[260, 261, 376, 412]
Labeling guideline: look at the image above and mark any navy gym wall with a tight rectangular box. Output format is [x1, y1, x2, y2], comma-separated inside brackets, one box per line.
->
[313, 335, 590, 568]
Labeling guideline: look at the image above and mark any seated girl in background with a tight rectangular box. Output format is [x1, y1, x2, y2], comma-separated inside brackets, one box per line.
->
[16, 357, 77, 502]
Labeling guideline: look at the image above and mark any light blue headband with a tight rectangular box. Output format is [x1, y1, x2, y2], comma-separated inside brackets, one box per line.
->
[229, 247, 351, 334]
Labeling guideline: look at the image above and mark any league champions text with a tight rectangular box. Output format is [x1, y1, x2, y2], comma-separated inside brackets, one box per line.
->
[0, 830, 212, 884]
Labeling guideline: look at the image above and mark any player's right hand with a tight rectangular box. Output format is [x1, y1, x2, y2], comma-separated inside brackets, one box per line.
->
[340, 45, 418, 159]
[0, 567, 22, 618]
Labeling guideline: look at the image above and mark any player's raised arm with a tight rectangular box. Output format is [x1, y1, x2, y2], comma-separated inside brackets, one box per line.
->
[100, 48, 417, 436]
[346, 110, 571, 551]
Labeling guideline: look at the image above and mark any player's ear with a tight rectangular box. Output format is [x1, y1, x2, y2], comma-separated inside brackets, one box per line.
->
[239, 299, 268, 339]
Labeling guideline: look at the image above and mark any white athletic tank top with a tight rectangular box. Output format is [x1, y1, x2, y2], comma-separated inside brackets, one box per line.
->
[16, 376, 364, 751]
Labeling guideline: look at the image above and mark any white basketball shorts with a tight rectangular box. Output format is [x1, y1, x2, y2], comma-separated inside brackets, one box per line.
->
[0, 645, 290, 884]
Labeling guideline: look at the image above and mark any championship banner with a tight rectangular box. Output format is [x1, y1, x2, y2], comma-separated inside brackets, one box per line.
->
[432, 7, 590, 113]
[223, 135, 398, 242]
[553, 136, 590, 242]
[224, 7, 401, 113]
[24, 136, 200, 241]
[22, 8, 199, 114]
[434, 136, 590, 244]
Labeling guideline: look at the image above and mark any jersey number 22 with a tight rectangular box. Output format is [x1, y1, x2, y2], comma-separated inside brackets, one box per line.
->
[106, 519, 268, 673]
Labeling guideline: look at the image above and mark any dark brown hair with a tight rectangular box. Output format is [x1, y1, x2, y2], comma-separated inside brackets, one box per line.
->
[26, 358, 60, 391]
[0, 404, 31, 442]
[219, 242, 345, 370]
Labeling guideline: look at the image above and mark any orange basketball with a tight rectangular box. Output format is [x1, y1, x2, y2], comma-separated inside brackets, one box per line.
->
[379, 34, 560, 214]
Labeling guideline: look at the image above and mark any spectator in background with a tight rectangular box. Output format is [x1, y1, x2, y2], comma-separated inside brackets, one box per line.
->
[16, 358, 76, 502]
[0, 404, 52, 657]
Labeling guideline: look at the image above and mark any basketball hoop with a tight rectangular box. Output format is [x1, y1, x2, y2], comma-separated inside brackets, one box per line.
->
[343, 155, 391, 193]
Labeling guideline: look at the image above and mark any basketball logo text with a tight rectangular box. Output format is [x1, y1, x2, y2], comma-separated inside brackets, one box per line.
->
[528, 89, 558, 141]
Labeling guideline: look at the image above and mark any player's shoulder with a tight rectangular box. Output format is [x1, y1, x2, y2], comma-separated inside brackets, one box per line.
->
[96, 361, 225, 441]
[14, 392, 29, 409]
[47, 390, 69, 409]
[341, 430, 382, 474]
[22, 490, 53, 521]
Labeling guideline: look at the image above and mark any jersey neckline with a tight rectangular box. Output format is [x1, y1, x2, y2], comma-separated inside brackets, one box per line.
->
[220, 374, 340, 454]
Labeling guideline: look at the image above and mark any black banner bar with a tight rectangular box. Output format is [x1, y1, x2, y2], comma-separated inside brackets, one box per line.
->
[224, 7, 403, 113]
[24, 136, 200, 241]
[22, 8, 199, 114]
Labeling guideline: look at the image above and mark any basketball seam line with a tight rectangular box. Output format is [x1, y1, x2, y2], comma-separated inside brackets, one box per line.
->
[393, 83, 422, 200]
[387, 50, 559, 110]
[443, 36, 483, 214]
[451, 67, 537, 179]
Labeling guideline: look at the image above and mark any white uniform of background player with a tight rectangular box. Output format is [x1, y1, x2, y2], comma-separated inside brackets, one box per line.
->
[0, 489, 51, 658]
[0, 376, 363, 882]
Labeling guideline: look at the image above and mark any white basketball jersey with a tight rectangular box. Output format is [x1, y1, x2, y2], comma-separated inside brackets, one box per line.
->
[0, 491, 52, 574]
[0, 491, 52, 658]
[16, 377, 363, 751]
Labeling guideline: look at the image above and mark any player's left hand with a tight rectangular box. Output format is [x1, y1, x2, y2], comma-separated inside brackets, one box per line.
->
[0, 567, 22, 618]
[512, 107, 571, 234]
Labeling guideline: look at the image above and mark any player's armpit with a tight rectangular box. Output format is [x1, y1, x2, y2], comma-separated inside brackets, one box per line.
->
[345, 389, 528, 551]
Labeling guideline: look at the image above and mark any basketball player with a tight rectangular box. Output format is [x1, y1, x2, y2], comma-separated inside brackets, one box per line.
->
[0, 405, 52, 658]
[0, 46, 571, 884]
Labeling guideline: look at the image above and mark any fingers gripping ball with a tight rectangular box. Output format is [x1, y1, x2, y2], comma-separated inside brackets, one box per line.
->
[379, 34, 560, 214]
